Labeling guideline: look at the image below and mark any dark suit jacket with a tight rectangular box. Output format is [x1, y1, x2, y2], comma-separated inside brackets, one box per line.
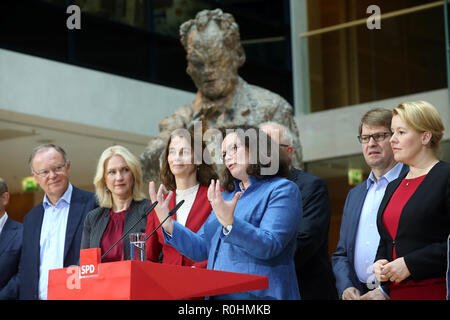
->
[289, 168, 338, 300]
[0, 217, 22, 300]
[81, 199, 151, 261]
[18, 186, 97, 300]
[332, 164, 409, 298]
[376, 161, 450, 281]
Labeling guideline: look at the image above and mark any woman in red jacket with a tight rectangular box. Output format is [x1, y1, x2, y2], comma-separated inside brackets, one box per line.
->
[146, 128, 218, 268]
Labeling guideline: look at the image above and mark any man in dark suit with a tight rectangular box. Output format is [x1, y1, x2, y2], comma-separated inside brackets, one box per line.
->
[332, 108, 408, 300]
[260, 122, 338, 300]
[0, 178, 22, 300]
[18, 144, 97, 300]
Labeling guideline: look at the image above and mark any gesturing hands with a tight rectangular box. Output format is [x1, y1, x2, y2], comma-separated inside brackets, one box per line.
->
[373, 257, 411, 283]
[207, 179, 242, 228]
[149, 181, 174, 234]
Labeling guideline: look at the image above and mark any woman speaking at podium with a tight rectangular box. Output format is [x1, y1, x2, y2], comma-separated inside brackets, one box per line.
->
[149, 125, 303, 300]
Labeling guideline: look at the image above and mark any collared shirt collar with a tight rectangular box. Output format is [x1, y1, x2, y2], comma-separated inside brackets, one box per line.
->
[366, 162, 404, 190]
[43, 183, 73, 209]
[0, 212, 8, 234]
[233, 176, 259, 192]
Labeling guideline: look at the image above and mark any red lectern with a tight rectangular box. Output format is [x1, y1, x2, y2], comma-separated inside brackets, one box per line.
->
[48, 254, 268, 300]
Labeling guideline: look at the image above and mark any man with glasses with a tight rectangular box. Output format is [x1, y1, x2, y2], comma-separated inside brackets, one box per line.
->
[260, 122, 338, 300]
[332, 108, 408, 300]
[0, 178, 22, 299]
[18, 144, 97, 300]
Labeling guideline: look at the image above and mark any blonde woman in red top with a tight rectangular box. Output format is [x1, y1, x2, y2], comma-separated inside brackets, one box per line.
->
[146, 128, 218, 268]
[373, 101, 449, 300]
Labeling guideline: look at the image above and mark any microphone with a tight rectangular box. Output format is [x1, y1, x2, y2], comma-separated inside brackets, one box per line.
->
[101, 201, 158, 260]
[145, 199, 185, 241]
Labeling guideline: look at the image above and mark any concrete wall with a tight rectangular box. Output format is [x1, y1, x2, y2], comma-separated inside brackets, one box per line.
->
[297, 88, 450, 162]
[0, 49, 195, 137]
[1, 48, 448, 165]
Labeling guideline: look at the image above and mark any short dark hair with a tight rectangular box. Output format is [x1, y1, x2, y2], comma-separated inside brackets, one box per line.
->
[220, 125, 290, 192]
[0, 178, 8, 195]
[359, 108, 393, 136]
[29, 144, 68, 171]
[160, 128, 218, 191]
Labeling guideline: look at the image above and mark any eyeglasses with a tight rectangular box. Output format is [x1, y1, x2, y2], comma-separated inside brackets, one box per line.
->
[357, 132, 392, 144]
[33, 163, 67, 178]
[222, 143, 242, 160]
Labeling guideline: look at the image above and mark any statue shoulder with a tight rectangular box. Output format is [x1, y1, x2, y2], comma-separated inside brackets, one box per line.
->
[159, 102, 194, 132]
[239, 79, 292, 112]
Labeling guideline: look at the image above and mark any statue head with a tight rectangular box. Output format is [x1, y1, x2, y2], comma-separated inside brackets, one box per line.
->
[180, 9, 246, 100]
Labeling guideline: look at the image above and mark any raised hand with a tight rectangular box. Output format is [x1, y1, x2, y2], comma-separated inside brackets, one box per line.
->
[149, 181, 174, 233]
[207, 179, 242, 228]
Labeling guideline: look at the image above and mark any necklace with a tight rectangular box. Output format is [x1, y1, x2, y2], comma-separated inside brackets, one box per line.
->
[405, 175, 426, 186]
[405, 160, 438, 185]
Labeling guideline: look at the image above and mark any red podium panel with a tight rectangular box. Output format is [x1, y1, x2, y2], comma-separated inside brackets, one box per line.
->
[48, 260, 269, 300]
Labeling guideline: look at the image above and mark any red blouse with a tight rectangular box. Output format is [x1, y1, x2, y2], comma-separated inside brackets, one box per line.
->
[382, 175, 426, 259]
[145, 185, 212, 268]
[100, 209, 127, 263]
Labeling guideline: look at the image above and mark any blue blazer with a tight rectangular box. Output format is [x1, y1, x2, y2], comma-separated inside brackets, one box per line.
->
[0, 217, 23, 300]
[18, 187, 97, 300]
[164, 176, 302, 300]
[332, 165, 409, 297]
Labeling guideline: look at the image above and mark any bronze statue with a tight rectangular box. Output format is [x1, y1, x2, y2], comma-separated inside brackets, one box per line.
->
[141, 9, 302, 182]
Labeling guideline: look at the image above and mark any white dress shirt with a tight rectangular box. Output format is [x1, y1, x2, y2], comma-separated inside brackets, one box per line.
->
[354, 163, 404, 284]
[39, 183, 73, 300]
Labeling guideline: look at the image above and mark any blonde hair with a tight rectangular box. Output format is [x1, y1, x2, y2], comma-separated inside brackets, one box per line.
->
[94, 145, 145, 208]
[393, 101, 445, 150]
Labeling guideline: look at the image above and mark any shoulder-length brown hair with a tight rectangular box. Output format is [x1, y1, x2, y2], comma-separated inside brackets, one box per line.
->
[160, 128, 218, 190]
[220, 125, 290, 192]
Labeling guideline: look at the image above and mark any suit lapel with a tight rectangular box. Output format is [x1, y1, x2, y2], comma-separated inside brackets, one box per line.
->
[184, 186, 204, 229]
[31, 205, 45, 268]
[0, 219, 16, 256]
[94, 208, 110, 248]
[378, 178, 402, 221]
[349, 184, 369, 250]
[376, 175, 405, 242]
[171, 193, 177, 220]
[64, 187, 83, 261]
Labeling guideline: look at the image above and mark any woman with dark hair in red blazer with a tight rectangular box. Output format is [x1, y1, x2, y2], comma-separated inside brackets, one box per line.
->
[373, 101, 449, 300]
[146, 128, 218, 268]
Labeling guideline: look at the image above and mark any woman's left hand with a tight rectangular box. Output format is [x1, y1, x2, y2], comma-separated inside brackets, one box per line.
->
[380, 257, 411, 283]
[148, 181, 174, 234]
[207, 179, 242, 227]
